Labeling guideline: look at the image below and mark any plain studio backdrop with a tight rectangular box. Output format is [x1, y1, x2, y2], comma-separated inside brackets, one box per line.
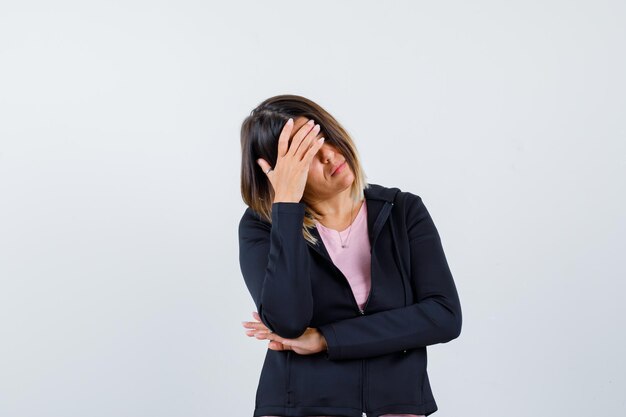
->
[1, 1, 624, 416]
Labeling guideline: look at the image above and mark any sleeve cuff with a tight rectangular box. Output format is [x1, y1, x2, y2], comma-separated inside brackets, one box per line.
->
[271, 202, 305, 214]
[318, 323, 341, 360]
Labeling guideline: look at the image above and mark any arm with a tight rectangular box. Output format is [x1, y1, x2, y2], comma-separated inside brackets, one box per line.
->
[238, 202, 314, 339]
[318, 194, 462, 360]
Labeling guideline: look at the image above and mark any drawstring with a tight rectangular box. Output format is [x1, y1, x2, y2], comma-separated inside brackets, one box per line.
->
[388, 201, 411, 307]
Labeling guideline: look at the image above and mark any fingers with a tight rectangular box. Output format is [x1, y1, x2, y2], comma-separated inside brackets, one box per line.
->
[294, 123, 322, 160]
[242, 320, 268, 331]
[253, 330, 273, 340]
[303, 136, 325, 164]
[242, 314, 292, 350]
[243, 315, 273, 340]
[241, 316, 318, 355]
[241, 325, 294, 352]
[276, 118, 293, 158]
[268, 340, 290, 351]
[264, 118, 320, 171]
[243, 327, 273, 339]
[287, 119, 316, 158]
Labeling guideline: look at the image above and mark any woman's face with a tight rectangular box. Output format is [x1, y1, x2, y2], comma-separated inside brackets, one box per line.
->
[291, 117, 355, 201]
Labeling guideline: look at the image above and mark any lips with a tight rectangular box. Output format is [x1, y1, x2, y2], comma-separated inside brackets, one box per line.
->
[331, 161, 346, 176]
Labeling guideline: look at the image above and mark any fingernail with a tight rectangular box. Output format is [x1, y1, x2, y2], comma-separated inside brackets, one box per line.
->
[287, 118, 293, 124]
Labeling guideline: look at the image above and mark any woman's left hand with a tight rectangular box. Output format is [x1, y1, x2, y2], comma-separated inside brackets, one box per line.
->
[242, 311, 328, 355]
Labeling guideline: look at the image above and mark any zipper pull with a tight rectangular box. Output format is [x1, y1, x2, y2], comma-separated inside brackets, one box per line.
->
[359, 308, 365, 315]
[362, 412, 367, 417]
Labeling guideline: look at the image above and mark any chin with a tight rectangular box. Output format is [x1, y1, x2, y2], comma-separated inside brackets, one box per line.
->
[337, 172, 355, 189]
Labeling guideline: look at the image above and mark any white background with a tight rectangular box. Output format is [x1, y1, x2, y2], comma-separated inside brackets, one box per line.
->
[1, 1, 625, 416]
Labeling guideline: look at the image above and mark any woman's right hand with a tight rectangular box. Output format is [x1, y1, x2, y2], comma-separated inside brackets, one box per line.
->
[256, 118, 325, 203]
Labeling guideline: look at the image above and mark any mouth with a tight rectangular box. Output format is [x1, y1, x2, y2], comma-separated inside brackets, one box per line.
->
[331, 161, 346, 176]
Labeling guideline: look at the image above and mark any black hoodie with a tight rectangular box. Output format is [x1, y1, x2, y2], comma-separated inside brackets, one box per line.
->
[238, 183, 462, 417]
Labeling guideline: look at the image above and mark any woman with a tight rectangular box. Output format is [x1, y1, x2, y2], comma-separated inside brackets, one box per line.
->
[238, 94, 462, 417]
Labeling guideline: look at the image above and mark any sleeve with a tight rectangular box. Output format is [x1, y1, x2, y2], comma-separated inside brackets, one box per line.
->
[317, 194, 462, 360]
[238, 202, 314, 339]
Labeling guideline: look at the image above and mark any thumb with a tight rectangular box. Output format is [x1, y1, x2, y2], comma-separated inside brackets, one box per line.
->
[257, 158, 271, 174]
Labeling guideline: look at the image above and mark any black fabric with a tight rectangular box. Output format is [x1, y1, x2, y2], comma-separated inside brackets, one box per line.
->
[238, 183, 462, 417]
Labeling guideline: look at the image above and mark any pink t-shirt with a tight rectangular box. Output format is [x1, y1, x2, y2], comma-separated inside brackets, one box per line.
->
[260, 201, 424, 417]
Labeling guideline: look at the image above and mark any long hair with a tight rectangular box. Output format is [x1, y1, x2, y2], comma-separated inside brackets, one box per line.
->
[240, 94, 369, 245]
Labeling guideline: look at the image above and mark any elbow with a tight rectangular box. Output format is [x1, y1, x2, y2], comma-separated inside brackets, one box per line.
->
[444, 308, 463, 342]
[430, 298, 462, 343]
[274, 324, 309, 339]
[259, 308, 311, 339]
[451, 312, 463, 340]
[428, 297, 463, 343]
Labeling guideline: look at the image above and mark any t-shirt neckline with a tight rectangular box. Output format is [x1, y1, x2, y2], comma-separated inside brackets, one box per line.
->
[315, 200, 366, 234]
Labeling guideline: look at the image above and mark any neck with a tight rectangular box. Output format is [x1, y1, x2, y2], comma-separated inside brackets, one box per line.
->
[307, 187, 362, 224]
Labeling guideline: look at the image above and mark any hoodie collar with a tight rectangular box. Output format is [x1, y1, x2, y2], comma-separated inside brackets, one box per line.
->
[307, 183, 400, 258]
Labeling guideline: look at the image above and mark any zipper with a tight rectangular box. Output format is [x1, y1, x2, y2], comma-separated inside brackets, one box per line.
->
[360, 306, 367, 416]
[308, 231, 364, 316]
[360, 281, 372, 314]
[286, 350, 292, 406]
[307, 200, 395, 317]
[326, 261, 365, 316]
[361, 200, 393, 315]
[358, 201, 394, 417]
[306, 199, 396, 417]
[361, 357, 367, 417]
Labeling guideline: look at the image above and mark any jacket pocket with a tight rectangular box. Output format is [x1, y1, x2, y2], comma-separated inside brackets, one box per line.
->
[367, 347, 428, 410]
[289, 352, 361, 409]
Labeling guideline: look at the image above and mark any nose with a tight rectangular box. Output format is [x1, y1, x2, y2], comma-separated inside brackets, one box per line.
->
[319, 144, 335, 163]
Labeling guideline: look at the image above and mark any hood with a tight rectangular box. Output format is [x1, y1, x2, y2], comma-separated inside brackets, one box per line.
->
[364, 183, 402, 203]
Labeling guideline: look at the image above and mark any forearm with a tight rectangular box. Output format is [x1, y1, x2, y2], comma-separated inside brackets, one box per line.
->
[318, 296, 461, 360]
[239, 202, 314, 339]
